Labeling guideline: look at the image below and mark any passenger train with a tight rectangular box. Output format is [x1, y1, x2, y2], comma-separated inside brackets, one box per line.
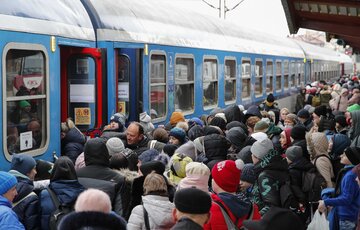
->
[0, 0, 352, 170]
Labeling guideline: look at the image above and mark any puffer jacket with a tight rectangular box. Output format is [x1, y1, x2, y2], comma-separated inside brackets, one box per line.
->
[40, 180, 85, 230]
[61, 127, 86, 164]
[10, 170, 40, 230]
[350, 110, 360, 145]
[251, 149, 289, 215]
[127, 195, 175, 230]
[203, 134, 230, 170]
[203, 193, 261, 230]
[0, 195, 25, 229]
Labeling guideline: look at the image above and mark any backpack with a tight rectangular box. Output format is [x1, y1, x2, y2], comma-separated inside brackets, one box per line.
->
[311, 95, 321, 107]
[302, 164, 327, 202]
[47, 188, 74, 230]
[279, 180, 298, 209]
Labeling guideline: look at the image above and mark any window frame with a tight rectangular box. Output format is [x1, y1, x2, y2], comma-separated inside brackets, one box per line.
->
[174, 54, 195, 114]
[254, 59, 264, 97]
[284, 60, 289, 89]
[224, 57, 237, 105]
[241, 58, 251, 100]
[266, 59, 274, 94]
[2, 42, 50, 159]
[149, 51, 168, 121]
[275, 60, 282, 92]
[202, 56, 219, 109]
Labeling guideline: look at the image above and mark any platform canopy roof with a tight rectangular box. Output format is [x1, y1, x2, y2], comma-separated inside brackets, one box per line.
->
[281, 0, 360, 53]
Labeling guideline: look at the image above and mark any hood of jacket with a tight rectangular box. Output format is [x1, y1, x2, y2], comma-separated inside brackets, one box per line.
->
[331, 133, 351, 158]
[224, 104, 244, 123]
[84, 138, 110, 167]
[49, 180, 85, 205]
[142, 195, 175, 227]
[245, 105, 262, 119]
[289, 157, 314, 172]
[214, 192, 252, 219]
[9, 170, 34, 203]
[350, 110, 360, 139]
[204, 134, 230, 160]
[226, 127, 247, 150]
[63, 127, 86, 145]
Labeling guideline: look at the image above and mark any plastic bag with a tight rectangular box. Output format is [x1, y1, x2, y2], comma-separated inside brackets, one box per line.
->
[307, 210, 329, 230]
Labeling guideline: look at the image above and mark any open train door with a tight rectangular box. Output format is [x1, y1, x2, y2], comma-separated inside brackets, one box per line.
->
[60, 47, 106, 137]
[116, 48, 143, 123]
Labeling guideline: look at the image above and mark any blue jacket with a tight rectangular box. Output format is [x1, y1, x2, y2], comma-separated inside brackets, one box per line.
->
[0, 195, 25, 229]
[324, 166, 360, 221]
[10, 170, 40, 230]
[61, 127, 86, 164]
[40, 180, 85, 230]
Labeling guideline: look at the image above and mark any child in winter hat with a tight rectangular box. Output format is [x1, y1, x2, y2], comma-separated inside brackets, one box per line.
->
[177, 162, 210, 193]
[109, 113, 126, 132]
[10, 154, 37, 178]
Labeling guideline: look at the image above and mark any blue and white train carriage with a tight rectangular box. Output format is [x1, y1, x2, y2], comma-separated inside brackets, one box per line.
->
[0, 0, 352, 170]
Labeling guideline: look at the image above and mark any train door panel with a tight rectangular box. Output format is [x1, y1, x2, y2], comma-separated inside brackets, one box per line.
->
[60, 47, 104, 137]
[116, 48, 143, 123]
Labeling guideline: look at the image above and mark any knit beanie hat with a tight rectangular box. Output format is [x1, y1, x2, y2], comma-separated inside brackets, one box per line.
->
[177, 162, 210, 193]
[240, 163, 256, 184]
[254, 120, 269, 133]
[139, 112, 151, 123]
[266, 93, 275, 103]
[331, 134, 351, 158]
[251, 132, 268, 141]
[110, 113, 126, 131]
[290, 125, 306, 140]
[347, 104, 360, 113]
[335, 115, 347, 128]
[11, 154, 36, 175]
[212, 160, 243, 193]
[188, 117, 204, 127]
[140, 161, 166, 177]
[285, 146, 303, 162]
[169, 127, 186, 144]
[138, 149, 160, 164]
[297, 109, 310, 119]
[0, 171, 17, 195]
[226, 127, 247, 150]
[106, 137, 125, 155]
[345, 147, 360, 165]
[170, 111, 185, 126]
[174, 188, 212, 214]
[152, 128, 169, 143]
[209, 117, 227, 131]
[237, 146, 253, 164]
[314, 105, 328, 117]
[250, 138, 273, 160]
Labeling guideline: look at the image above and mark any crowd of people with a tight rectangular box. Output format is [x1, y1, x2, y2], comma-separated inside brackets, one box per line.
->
[1, 76, 360, 230]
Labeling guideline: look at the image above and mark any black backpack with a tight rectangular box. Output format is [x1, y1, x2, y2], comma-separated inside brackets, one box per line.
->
[47, 188, 74, 230]
[301, 164, 327, 202]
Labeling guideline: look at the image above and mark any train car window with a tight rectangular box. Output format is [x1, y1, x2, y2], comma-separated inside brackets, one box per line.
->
[297, 62, 301, 86]
[241, 59, 251, 98]
[266, 61, 273, 93]
[5, 48, 47, 155]
[150, 54, 167, 118]
[117, 55, 130, 117]
[290, 61, 296, 88]
[203, 58, 218, 107]
[255, 60, 263, 96]
[284, 60, 289, 89]
[175, 57, 194, 112]
[300, 63, 305, 85]
[276, 61, 282, 91]
[224, 59, 236, 103]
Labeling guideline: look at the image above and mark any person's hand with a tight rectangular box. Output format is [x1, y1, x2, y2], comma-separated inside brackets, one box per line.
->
[318, 200, 326, 213]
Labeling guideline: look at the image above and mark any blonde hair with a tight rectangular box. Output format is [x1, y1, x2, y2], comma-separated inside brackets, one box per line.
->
[176, 121, 189, 132]
[143, 172, 168, 195]
[75, 189, 112, 213]
[61, 118, 75, 133]
[280, 108, 289, 115]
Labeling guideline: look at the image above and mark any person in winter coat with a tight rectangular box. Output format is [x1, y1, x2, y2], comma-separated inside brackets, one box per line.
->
[76, 138, 127, 216]
[328, 133, 351, 177]
[250, 138, 291, 215]
[171, 188, 212, 230]
[61, 118, 86, 164]
[279, 127, 292, 154]
[177, 162, 210, 193]
[297, 109, 313, 131]
[308, 132, 334, 188]
[348, 88, 360, 106]
[101, 113, 127, 139]
[239, 163, 257, 199]
[258, 94, 279, 112]
[203, 160, 261, 230]
[39, 156, 85, 230]
[318, 147, 360, 230]
[9, 154, 39, 230]
[125, 122, 150, 156]
[224, 104, 245, 123]
[290, 124, 310, 161]
[349, 110, 360, 146]
[226, 127, 248, 157]
[202, 134, 230, 170]
[128, 172, 175, 230]
[168, 127, 186, 146]
[330, 88, 349, 112]
[0, 171, 25, 229]
[166, 153, 193, 186]
[295, 88, 306, 114]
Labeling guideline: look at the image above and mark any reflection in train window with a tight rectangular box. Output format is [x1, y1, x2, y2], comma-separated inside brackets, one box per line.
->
[266, 61, 273, 93]
[255, 60, 263, 96]
[284, 60, 289, 89]
[5, 49, 47, 154]
[150, 54, 166, 118]
[203, 58, 218, 107]
[175, 57, 194, 112]
[224, 59, 236, 103]
[242, 59, 251, 98]
[276, 61, 282, 91]
[291, 61, 296, 88]
[117, 55, 130, 117]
